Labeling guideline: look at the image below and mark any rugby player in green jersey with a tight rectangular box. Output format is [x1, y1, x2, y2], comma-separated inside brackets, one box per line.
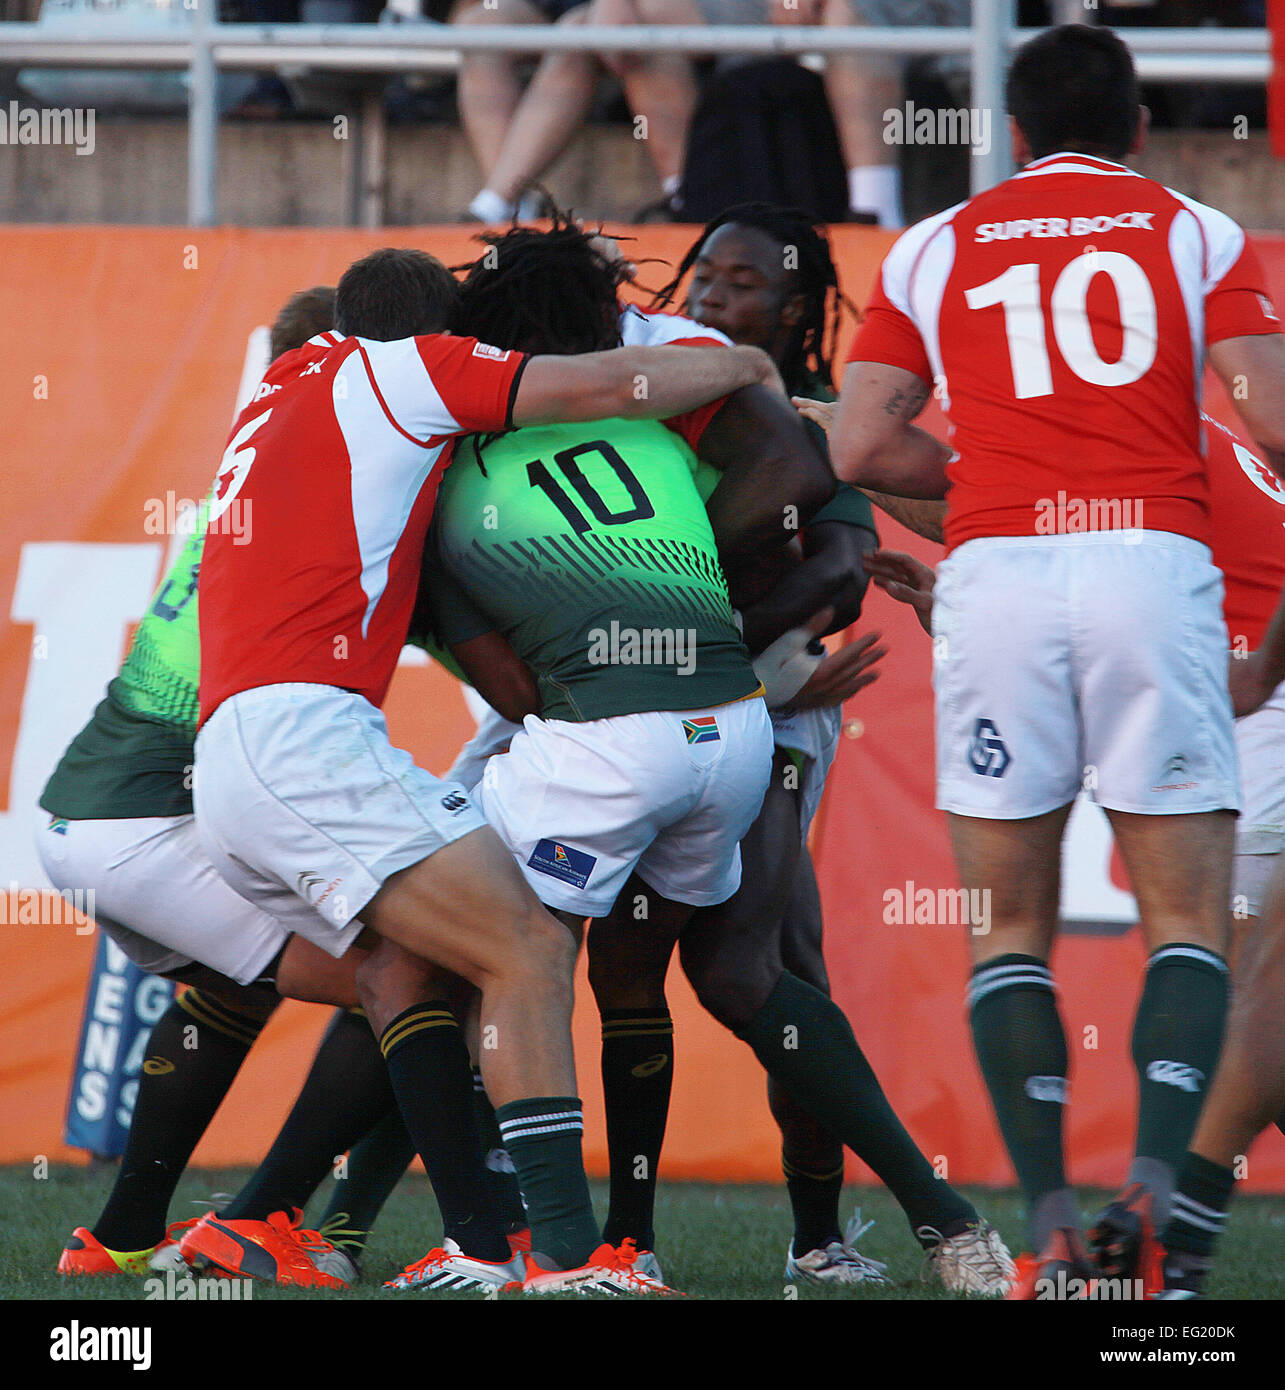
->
[363, 218, 837, 1291]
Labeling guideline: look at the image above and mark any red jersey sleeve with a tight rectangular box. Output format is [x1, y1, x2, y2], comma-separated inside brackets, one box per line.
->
[1206, 238, 1282, 344]
[412, 334, 531, 434]
[847, 274, 933, 384]
[660, 335, 736, 450]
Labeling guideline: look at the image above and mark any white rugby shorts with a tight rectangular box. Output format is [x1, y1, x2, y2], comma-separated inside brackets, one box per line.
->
[194, 683, 488, 953]
[476, 697, 774, 916]
[769, 703, 843, 839]
[35, 807, 289, 985]
[932, 531, 1240, 820]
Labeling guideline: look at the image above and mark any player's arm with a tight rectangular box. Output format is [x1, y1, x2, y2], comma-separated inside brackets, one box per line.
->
[1228, 577, 1285, 718]
[736, 520, 877, 654]
[859, 492, 946, 543]
[511, 344, 782, 427]
[829, 362, 953, 497]
[1208, 333, 1285, 482]
[793, 394, 948, 541]
[449, 633, 540, 725]
[694, 384, 838, 577]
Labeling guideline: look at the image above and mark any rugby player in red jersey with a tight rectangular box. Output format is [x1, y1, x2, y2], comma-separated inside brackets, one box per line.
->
[829, 24, 1285, 1296]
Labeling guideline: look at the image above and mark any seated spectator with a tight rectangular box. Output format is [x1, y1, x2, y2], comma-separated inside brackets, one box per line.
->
[453, 0, 594, 222]
[460, 0, 745, 223]
[467, 0, 974, 228]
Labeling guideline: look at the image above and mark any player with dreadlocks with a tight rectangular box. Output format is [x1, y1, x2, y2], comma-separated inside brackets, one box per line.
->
[426, 211, 1011, 1294]
[571, 203, 1014, 1293]
[377, 214, 840, 1293]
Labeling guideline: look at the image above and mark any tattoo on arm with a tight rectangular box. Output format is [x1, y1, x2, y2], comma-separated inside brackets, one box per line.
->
[881, 381, 929, 420]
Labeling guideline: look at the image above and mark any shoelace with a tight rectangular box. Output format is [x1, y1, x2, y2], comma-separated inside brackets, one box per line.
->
[163, 1216, 202, 1243]
[394, 1248, 451, 1281]
[316, 1211, 367, 1253]
[603, 1237, 641, 1273]
[835, 1210, 888, 1273]
[268, 1208, 340, 1257]
[917, 1223, 1009, 1286]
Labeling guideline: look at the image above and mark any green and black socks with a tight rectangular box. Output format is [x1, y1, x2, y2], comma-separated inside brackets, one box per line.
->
[1128, 944, 1229, 1225]
[969, 955, 1076, 1249]
[740, 973, 976, 1242]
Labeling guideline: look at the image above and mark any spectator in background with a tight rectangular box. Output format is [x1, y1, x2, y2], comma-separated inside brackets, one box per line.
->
[460, 0, 773, 223]
[772, 0, 972, 228]
[464, 0, 974, 228]
[454, 0, 592, 223]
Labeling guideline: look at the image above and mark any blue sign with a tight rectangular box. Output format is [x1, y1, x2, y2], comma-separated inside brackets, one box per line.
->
[64, 932, 176, 1156]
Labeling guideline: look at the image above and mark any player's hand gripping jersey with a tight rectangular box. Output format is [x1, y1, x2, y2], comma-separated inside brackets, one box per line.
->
[427, 417, 762, 721]
[851, 152, 1280, 552]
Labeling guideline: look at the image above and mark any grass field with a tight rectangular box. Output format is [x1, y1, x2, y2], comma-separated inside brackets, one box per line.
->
[7, 1164, 1285, 1303]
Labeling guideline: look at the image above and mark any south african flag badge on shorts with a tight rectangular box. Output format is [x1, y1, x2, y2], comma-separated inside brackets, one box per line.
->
[683, 715, 720, 745]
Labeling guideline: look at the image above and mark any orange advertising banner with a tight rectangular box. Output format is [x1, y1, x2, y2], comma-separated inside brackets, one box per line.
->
[2, 223, 1285, 1193]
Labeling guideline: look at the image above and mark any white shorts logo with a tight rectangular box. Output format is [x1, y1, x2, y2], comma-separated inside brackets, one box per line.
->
[1146, 1060, 1204, 1093]
[1024, 1075, 1068, 1104]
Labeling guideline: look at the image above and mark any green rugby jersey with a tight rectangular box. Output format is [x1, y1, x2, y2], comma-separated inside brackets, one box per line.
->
[41, 518, 205, 820]
[428, 417, 761, 723]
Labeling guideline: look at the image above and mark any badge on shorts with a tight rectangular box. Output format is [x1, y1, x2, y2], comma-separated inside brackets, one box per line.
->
[528, 839, 596, 890]
[683, 716, 720, 745]
[48, 816, 68, 835]
[967, 718, 1010, 777]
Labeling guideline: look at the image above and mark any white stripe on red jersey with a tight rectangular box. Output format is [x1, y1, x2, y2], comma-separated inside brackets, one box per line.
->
[849, 152, 1280, 553]
[619, 304, 732, 449]
[618, 303, 731, 350]
[198, 332, 527, 723]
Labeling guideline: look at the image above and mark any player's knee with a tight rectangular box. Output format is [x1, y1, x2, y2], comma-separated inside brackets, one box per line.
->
[587, 936, 667, 1009]
[684, 952, 769, 1032]
[501, 902, 578, 992]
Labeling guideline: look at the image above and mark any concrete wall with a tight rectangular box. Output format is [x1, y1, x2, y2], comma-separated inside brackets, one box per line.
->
[1, 118, 1280, 229]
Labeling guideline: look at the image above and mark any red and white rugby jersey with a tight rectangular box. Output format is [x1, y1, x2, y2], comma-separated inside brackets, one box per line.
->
[198, 330, 528, 723]
[848, 152, 1281, 553]
[620, 304, 733, 448]
[1205, 415, 1285, 652]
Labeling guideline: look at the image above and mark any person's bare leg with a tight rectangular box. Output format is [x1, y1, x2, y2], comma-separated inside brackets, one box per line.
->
[822, 0, 903, 225]
[1104, 809, 1234, 1227]
[1161, 856, 1285, 1288]
[358, 826, 603, 1271]
[275, 932, 364, 1006]
[948, 805, 1077, 1250]
[486, 6, 602, 206]
[359, 827, 578, 1106]
[456, 0, 546, 186]
[597, 0, 701, 190]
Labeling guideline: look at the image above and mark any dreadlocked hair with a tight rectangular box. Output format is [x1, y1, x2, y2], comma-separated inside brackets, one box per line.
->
[649, 202, 850, 394]
[452, 209, 625, 357]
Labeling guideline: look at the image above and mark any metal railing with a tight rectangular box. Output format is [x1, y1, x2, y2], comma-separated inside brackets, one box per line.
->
[0, 1, 1272, 225]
